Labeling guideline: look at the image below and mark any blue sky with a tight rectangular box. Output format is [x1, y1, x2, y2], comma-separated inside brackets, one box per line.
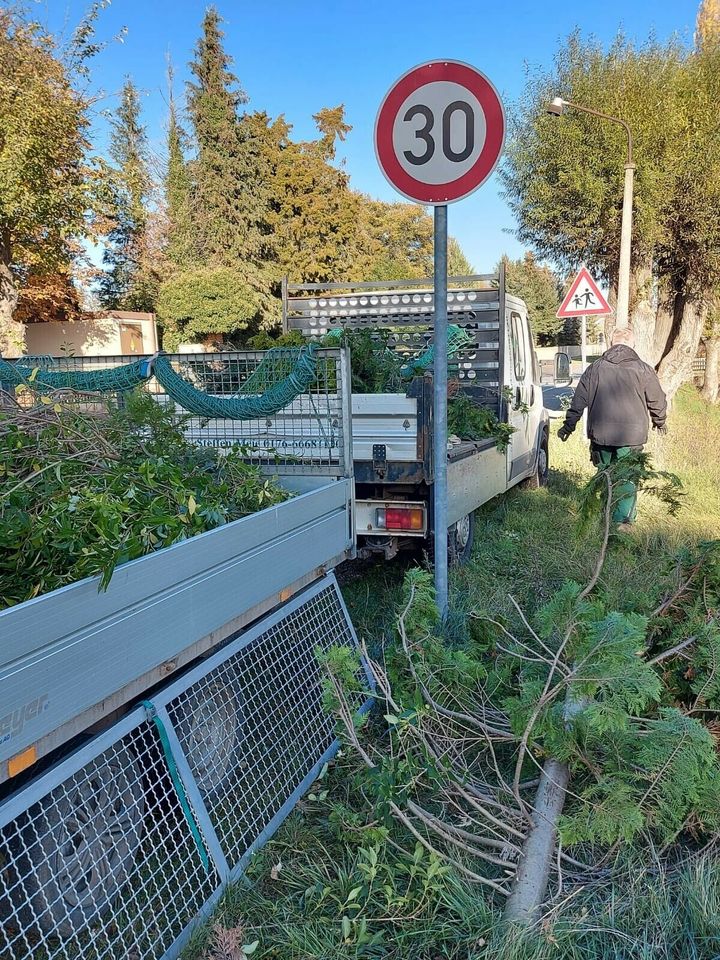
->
[41, 0, 699, 274]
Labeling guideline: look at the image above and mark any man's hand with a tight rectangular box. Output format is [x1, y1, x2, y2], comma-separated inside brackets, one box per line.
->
[655, 423, 668, 436]
[557, 424, 572, 442]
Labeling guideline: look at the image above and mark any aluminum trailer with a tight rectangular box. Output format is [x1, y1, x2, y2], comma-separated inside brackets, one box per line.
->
[283, 268, 549, 561]
[0, 348, 360, 957]
[0, 348, 353, 788]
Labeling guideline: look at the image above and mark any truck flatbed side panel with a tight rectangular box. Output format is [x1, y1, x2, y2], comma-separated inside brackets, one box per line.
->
[0, 480, 352, 768]
[447, 446, 507, 526]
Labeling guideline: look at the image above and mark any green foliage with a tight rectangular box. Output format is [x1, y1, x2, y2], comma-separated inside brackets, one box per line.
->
[245, 329, 305, 350]
[100, 77, 158, 311]
[447, 237, 474, 276]
[165, 63, 194, 271]
[271, 108, 360, 284]
[0, 7, 99, 350]
[501, 33, 688, 282]
[157, 267, 260, 348]
[0, 391, 286, 607]
[352, 199, 434, 282]
[501, 29, 720, 384]
[579, 449, 684, 528]
[447, 394, 516, 451]
[339, 329, 405, 394]
[186, 9, 261, 268]
[501, 253, 562, 345]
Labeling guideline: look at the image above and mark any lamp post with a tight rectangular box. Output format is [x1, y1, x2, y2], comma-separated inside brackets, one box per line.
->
[546, 97, 635, 329]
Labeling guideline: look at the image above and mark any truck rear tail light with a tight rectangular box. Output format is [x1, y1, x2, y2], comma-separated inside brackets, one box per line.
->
[376, 506, 424, 531]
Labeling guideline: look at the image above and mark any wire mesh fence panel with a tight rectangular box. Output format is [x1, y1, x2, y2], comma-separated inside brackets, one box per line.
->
[4, 350, 350, 477]
[164, 578, 365, 870]
[0, 575, 369, 960]
[0, 715, 219, 960]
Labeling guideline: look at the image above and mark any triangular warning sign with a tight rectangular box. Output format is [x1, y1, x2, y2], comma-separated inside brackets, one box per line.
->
[557, 267, 612, 318]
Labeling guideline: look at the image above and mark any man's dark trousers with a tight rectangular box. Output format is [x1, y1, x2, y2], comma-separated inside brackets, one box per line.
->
[591, 445, 638, 523]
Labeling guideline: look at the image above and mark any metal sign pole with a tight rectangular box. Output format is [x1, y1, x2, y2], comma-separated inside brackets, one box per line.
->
[433, 205, 449, 619]
[581, 315, 588, 439]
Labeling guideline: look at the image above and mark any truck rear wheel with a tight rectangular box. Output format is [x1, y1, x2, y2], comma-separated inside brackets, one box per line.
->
[15, 743, 145, 937]
[449, 512, 475, 566]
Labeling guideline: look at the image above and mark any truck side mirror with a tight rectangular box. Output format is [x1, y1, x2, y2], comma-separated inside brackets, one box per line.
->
[554, 352, 572, 385]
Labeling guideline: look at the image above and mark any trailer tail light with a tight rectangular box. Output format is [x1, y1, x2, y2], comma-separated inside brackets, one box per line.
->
[376, 506, 425, 531]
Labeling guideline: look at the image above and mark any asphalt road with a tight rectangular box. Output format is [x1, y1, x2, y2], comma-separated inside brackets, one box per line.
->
[542, 378, 577, 419]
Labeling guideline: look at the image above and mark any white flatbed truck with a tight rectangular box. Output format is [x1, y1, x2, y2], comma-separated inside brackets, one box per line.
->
[283, 267, 549, 561]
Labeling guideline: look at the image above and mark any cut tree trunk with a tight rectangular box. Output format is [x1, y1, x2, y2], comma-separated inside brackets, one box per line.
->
[657, 297, 707, 401]
[702, 334, 720, 404]
[503, 758, 570, 924]
[0, 230, 23, 357]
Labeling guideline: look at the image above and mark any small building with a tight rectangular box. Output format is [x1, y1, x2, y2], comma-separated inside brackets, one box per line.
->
[23, 312, 159, 358]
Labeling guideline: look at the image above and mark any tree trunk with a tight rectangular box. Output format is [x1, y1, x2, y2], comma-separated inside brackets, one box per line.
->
[657, 297, 707, 401]
[629, 258, 657, 365]
[604, 284, 618, 346]
[653, 304, 674, 367]
[503, 758, 570, 925]
[0, 229, 23, 357]
[702, 333, 720, 404]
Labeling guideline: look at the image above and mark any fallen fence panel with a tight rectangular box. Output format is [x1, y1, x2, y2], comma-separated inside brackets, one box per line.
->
[0, 574, 371, 960]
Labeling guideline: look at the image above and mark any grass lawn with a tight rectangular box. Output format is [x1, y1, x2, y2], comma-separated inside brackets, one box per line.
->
[183, 386, 720, 960]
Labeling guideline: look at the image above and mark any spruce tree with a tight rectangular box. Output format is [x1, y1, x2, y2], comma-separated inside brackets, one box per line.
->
[186, 7, 274, 272]
[100, 77, 154, 310]
[165, 64, 193, 270]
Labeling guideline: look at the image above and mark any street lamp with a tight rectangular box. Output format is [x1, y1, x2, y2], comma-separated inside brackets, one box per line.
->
[545, 97, 635, 329]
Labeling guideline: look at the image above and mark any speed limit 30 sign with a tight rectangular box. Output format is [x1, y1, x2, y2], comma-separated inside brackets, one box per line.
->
[374, 60, 505, 204]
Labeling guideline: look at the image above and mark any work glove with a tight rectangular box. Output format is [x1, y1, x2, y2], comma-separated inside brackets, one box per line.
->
[655, 423, 668, 436]
[557, 425, 572, 442]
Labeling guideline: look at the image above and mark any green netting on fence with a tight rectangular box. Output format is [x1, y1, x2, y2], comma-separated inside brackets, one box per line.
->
[400, 324, 473, 379]
[1, 322, 468, 421]
[0, 357, 149, 394]
[0, 345, 327, 421]
[153, 352, 320, 419]
[236, 348, 304, 397]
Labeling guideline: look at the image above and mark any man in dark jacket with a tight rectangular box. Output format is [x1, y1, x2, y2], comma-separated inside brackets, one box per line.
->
[557, 328, 667, 527]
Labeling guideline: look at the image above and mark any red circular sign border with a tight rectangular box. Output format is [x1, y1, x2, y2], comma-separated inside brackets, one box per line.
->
[374, 60, 505, 204]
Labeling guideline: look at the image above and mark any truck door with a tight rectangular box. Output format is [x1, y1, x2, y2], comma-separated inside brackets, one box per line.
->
[507, 308, 535, 482]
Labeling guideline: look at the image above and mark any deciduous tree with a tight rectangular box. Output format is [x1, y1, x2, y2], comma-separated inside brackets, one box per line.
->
[501, 31, 720, 397]
[0, 7, 97, 354]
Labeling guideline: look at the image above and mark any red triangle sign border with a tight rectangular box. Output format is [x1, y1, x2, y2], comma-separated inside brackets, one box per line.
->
[556, 266, 612, 319]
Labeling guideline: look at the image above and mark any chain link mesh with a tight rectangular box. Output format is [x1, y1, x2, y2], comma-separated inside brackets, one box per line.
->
[167, 583, 357, 865]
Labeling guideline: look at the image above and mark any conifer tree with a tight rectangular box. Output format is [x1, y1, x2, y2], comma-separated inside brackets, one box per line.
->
[100, 77, 155, 310]
[165, 63, 193, 270]
[186, 7, 274, 271]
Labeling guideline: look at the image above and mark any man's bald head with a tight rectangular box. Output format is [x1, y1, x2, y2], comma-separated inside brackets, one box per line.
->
[611, 327, 636, 349]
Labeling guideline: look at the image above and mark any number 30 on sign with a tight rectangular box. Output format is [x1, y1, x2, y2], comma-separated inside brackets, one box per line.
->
[374, 60, 505, 205]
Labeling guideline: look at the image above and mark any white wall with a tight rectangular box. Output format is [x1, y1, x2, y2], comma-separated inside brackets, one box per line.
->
[24, 317, 158, 358]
